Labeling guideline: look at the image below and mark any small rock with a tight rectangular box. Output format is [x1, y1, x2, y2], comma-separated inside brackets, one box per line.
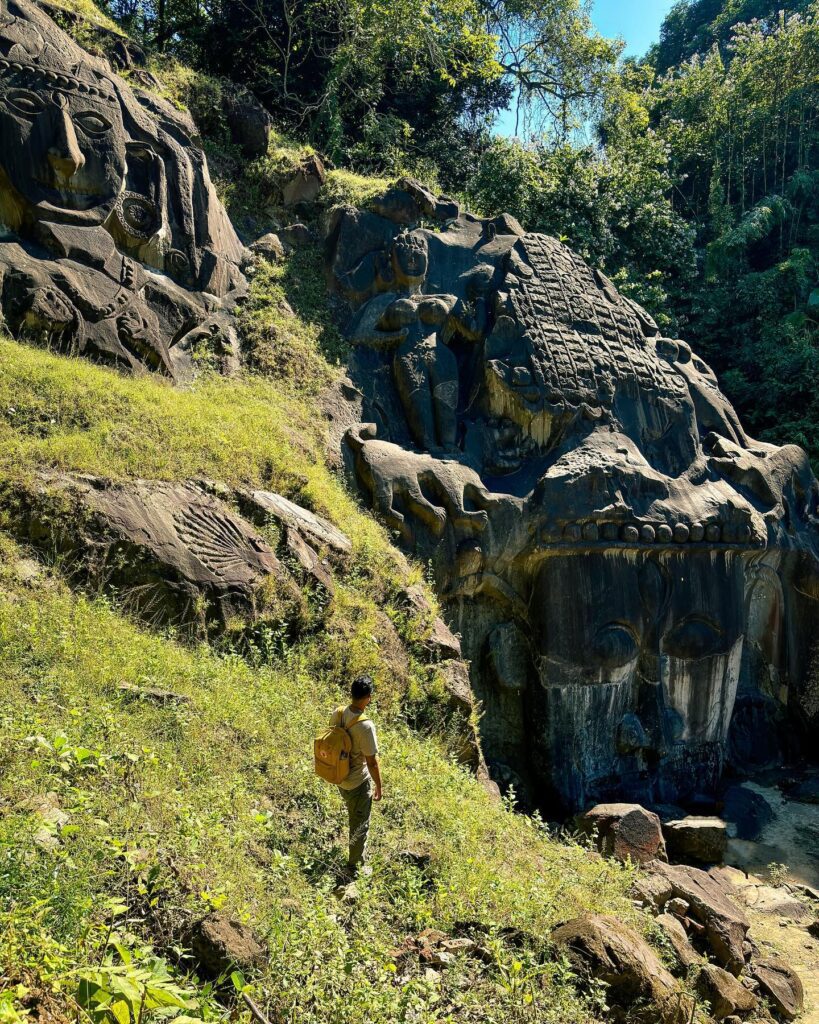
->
[250, 233, 285, 261]
[280, 223, 312, 247]
[786, 776, 819, 804]
[751, 957, 804, 1020]
[663, 816, 727, 864]
[117, 681, 191, 704]
[695, 964, 757, 1020]
[808, 920, 819, 938]
[576, 803, 667, 865]
[33, 826, 60, 852]
[283, 155, 326, 208]
[187, 912, 266, 978]
[439, 937, 477, 955]
[284, 527, 334, 592]
[427, 617, 461, 660]
[667, 897, 690, 918]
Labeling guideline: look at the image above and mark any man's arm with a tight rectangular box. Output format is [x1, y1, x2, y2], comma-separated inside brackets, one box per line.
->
[365, 755, 382, 801]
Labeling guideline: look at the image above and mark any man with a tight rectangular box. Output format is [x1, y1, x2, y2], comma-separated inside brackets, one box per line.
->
[334, 675, 382, 875]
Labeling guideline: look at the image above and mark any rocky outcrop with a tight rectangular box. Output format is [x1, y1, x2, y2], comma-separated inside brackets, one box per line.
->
[634, 859, 807, 1020]
[550, 914, 693, 1023]
[326, 179, 819, 814]
[0, 0, 246, 381]
[575, 803, 667, 864]
[634, 860, 750, 974]
[4, 474, 288, 631]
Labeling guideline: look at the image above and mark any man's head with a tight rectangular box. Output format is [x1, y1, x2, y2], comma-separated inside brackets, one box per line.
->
[351, 674, 374, 707]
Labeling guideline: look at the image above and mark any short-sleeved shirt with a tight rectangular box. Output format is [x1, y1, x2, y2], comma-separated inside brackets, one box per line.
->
[333, 704, 379, 791]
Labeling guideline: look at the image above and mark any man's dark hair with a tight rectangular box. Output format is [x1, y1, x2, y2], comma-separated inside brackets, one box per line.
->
[351, 674, 374, 700]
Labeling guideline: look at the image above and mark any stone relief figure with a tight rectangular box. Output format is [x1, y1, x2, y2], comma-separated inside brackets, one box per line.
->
[349, 232, 465, 451]
[0, 0, 246, 379]
[328, 183, 819, 813]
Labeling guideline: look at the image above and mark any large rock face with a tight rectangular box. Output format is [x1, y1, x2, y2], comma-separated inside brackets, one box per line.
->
[328, 180, 819, 813]
[0, 0, 246, 380]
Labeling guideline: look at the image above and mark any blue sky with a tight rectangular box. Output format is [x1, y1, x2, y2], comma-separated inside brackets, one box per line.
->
[496, 0, 677, 135]
[591, 0, 677, 57]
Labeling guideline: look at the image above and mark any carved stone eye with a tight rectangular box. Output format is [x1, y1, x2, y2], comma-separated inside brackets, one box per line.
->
[74, 111, 112, 135]
[168, 249, 190, 275]
[662, 617, 725, 659]
[5, 89, 44, 116]
[590, 624, 639, 668]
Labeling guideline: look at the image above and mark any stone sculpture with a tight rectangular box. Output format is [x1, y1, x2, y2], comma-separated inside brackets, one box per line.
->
[0, 0, 246, 380]
[328, 180, 819, 813]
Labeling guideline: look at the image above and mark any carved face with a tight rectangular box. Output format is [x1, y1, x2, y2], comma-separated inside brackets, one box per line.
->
[391, 235, 428, 288]
[0, 76, 126, 224]
[529, 550, 745, 809]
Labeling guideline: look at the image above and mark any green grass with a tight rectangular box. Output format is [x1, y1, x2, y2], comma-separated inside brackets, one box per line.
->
[0, 546, 638, 1024]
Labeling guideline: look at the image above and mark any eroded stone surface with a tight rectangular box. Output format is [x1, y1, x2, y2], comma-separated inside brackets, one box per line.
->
[0, 0, 246, 380]
[9, 473, 285, 628]
[326, 182, 819, 814]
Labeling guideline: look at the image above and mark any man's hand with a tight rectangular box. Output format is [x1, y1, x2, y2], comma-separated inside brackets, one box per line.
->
[366, 755, 383, 801]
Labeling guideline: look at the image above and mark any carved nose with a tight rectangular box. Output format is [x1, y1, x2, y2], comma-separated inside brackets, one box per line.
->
[48, 108, 85, 180]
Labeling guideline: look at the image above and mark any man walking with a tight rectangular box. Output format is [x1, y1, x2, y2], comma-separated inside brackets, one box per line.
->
[334, 675, 382, 875]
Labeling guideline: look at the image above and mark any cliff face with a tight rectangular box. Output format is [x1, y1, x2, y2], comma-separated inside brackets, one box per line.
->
[0, 0, 817, 819]
[327, 182, 819, 813]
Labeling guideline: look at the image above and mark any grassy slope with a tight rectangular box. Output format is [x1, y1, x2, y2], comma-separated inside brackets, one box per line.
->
[0, 14, 665, 1024]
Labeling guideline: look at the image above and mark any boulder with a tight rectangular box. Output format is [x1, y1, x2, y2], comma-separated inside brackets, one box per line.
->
[280, 223, 313, 247]
[223, 88, 273, 159]
[720, 785, 775, 841]
[576, 804, 667, 864]
[663, 816, 728, 864]
[655, 913, 702, 971]
[250, 233, 286, 261]
[427, 617, 462, 660]
[239, 489, 352, 554]
[751, 957, 804, 1020]
[283, 155, 327, 208]
[638, 861, 750, 974]
[695, 964, 757, 1020]
[550, 914, 693, 1024]
[187, 912, 266, 978]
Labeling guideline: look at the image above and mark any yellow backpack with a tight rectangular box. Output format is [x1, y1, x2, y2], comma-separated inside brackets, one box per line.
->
[314, 706, 366, 784]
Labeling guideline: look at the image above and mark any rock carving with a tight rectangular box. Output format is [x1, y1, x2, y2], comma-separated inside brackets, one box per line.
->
[328, 182, 819, 813]
[0, 0, 246, 380]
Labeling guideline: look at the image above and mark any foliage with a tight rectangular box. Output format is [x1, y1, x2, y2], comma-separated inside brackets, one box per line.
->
[0, 546, 639, 1024]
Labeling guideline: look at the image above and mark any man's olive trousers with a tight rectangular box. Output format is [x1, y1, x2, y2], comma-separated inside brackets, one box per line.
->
[340, 778, 373, 868]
